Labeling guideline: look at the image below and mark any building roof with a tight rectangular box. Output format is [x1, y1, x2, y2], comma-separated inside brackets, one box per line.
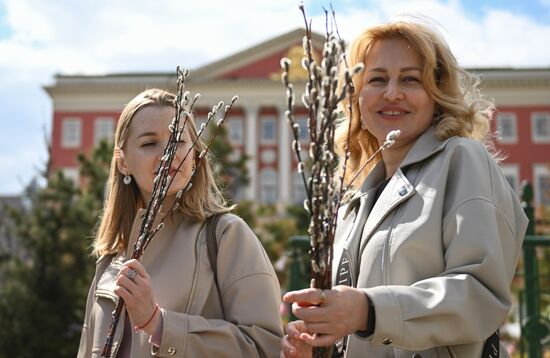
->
[43, 28, 550, 108]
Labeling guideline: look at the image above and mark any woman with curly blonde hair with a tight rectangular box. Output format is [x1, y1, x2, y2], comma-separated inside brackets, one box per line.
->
[77, 88, 283, 358]
[282, 20, 527, 358]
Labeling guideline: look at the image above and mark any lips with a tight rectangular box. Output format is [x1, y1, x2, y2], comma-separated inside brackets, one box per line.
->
[154, 166, 180, 176]
[378, 106, 409, 119]
[169, 168, 179, 177]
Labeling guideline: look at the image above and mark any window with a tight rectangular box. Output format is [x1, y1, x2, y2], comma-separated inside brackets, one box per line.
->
[94, 117, 114, 145]
[228, 117, 244, 144]
[293, 171, 308, 205]
[295, 116, 309, 142]
[261, 116, 277, 143]
[61, 117, 82, 148]
[62, 167, 79, 185]
[496, 113, 517, 144]
[531, 112, 550, 143]
[500, 164, 520, 193]
[260, 169, 277, 203]
[533, 164, 550, 207]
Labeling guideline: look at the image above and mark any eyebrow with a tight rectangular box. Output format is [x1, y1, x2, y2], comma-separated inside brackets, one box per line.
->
[137, 132, 157, 139]
[367, 66, 422, 73]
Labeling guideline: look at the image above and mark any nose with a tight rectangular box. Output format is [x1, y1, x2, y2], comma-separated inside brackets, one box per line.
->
[383, 79, 404, 102]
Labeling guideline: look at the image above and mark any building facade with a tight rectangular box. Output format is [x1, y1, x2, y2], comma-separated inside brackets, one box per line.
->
[44, 29, 550, 210]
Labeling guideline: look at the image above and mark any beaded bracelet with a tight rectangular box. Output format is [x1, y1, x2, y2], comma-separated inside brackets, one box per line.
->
[134, 304, 159, 333]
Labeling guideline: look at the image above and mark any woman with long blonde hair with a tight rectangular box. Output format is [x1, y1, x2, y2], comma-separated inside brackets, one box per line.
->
[281, 20, 527, 358]
[77, 88, 283, 358]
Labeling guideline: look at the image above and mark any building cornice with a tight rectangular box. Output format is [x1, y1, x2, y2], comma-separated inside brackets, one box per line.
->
[471, 68, 550, 88]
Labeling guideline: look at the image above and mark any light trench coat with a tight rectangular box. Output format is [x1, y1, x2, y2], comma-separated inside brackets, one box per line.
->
[77, 211, 283, 358]
[333, 127, 528, 358]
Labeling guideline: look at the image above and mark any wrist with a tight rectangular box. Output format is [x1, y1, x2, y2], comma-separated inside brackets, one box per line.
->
[356, 292, 376, 337]
[134, 303, 160, 335]
[357, 292, 369, 331]
[143, 307, 162, 336]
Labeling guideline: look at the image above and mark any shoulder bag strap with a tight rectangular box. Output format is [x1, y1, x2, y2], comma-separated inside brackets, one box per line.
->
[205, 213, 224, 314]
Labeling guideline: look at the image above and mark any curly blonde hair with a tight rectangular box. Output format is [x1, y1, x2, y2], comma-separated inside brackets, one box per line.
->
[93, 88, 231, 257]
[335, 20, 495, 187]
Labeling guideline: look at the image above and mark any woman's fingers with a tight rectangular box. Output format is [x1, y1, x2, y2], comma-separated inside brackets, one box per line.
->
[281, 321, 314, 358]
[283, 288, 329, 306]
[123, 259, 149, 280]
[299, 332, 338, 347]
[300, 321, 336, 335]
[280, 335, 297, 357]
[286, 286, 370, 339]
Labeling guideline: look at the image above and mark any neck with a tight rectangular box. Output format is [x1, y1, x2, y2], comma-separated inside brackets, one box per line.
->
[380, 142, 413, 179]
[141, 193, 178, 215]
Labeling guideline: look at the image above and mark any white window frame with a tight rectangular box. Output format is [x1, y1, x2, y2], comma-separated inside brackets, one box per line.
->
[227, 117, 244, 144]
[61, 117, 82, 148]
[62, 167, 80, 185]
[94, 117, 114, 146]
[500, 164, 520, 193]
[260, 116, 277, 143]
[260, 168, 278, 204]
[496, 112, 517, 144]
[531, 112, 550, 143]
[533, 164, 550, 207]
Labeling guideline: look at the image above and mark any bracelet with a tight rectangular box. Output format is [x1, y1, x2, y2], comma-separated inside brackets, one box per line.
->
[134, 304, 159, 333]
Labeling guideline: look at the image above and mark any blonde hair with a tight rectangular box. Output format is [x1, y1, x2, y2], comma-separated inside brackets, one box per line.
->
[335, 20, 495, 187]
[93, 88, 231, 257]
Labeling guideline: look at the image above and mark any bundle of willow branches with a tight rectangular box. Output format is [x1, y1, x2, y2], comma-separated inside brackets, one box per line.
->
[281, 5, 399, 358]
[281, 3, 363, 302]
[102, 67, 238, 357]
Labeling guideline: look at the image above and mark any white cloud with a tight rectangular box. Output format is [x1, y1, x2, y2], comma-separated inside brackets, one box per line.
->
[2, 0, 549, 76]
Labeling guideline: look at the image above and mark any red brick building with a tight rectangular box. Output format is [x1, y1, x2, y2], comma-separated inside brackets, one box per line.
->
[44, 29, 550, 210]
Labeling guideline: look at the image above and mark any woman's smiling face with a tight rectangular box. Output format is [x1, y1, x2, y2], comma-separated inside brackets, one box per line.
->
[359, 38, 436, 150]
[118, 105, 194, 203]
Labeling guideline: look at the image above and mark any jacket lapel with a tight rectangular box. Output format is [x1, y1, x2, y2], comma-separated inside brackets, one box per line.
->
[359, 169, 416, 254]
[340, 163, 385, 285]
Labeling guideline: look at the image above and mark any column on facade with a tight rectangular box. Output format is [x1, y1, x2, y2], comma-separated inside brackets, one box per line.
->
[277, 104, 291, 205]
[244, 104, 259, 201]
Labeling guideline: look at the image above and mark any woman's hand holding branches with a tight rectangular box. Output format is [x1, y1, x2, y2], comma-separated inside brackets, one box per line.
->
[283, 286, 370, 347]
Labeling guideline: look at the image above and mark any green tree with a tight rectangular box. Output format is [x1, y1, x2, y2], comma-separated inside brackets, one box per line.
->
[0, 140, 111, 358]
[208, 122, 249, 204]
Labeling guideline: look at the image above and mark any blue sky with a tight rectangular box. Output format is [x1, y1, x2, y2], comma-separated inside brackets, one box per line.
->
[0, 0, 549, 195]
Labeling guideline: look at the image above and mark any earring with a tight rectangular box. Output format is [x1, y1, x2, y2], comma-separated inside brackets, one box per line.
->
[360, 117, 367, 130]
[123, 175, 132, 185]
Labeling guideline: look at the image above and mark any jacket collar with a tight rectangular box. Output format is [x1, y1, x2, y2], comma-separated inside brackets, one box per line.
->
[400, 125, 451, 169]
[342, 127, 450, 222]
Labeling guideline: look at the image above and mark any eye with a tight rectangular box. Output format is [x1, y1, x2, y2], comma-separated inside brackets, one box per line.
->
[403, 76, 421, 83]
[141, 141, 157, 148]
[368, 76, 386, 84]
[367, 76, 387, 87]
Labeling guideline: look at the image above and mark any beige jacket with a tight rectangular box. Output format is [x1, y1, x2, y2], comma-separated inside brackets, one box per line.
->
[333, 127, 528, 358]
[77, 212, 283, 358]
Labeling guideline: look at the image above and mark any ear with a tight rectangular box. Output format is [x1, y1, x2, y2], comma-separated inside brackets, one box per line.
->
[114, 147, 129, 175]
[117, 159, 129, 176]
